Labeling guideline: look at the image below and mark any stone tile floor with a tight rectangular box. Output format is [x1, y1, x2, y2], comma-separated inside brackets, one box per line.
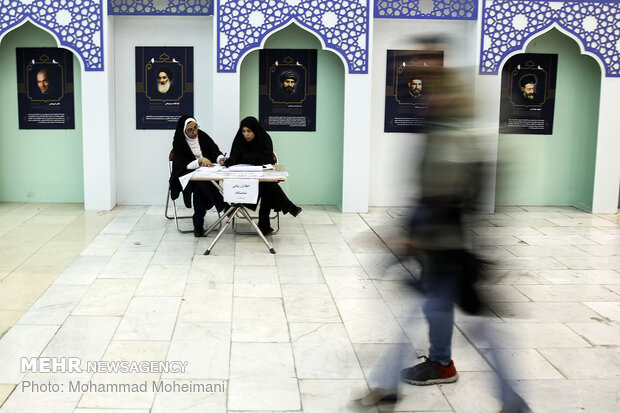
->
[0, 203, 618, 412]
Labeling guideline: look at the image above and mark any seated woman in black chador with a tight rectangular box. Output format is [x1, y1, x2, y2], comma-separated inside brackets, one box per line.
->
[224, 116, 302, 235]
[169, 115, 228, 237]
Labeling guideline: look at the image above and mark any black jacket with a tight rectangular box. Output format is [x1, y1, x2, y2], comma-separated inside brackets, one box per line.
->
[224, 116, 274, 167]
[169, 115, 223, 208]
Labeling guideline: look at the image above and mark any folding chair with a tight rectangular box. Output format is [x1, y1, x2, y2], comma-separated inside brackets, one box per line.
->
[165, 149, 193, 233]
[165, 148, 223, 234]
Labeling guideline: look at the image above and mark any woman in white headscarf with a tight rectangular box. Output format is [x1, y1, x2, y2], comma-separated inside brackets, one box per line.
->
[169, 115, 227, 237]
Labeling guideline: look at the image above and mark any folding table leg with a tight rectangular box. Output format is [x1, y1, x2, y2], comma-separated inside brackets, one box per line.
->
[203, 205, 235, 237]
[238, 206, 276, 254]
[203, 206, 238, 255]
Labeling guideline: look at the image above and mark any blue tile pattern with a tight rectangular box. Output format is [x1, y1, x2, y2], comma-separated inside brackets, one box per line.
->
[108, 0, 213, 15]
[0, 0, 103, 71]
[480, 0, 620, 76]
[374, 0, 478, 20]
[217, 0, 369, 73]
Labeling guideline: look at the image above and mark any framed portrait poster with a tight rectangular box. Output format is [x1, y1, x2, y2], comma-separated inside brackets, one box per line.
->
[384, 50, 443, 133]
[499, 53, 558, 135]
[135, 47, 194, 129]
[259, 49, 317, 132]
[16, 48, 75, 129]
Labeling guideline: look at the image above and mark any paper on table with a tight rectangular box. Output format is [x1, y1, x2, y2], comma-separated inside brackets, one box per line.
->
[201, 164, 225, 171]
[226, 164, 264, 172]
[178, 171, 195, 190]
[189, 169, 288, 181]
[225, 171, 263, 178]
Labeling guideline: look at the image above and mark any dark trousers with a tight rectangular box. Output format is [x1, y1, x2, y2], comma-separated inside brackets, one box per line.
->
[420, 250, 463, 365]
[258, 182, 294, 227]
[192, 181, 225, 229]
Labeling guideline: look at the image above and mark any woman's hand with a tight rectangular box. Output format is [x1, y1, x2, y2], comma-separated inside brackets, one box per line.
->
[198, 157, 213, 167]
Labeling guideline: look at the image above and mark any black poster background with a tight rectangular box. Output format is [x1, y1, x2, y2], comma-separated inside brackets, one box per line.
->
[135, 47, 193, 129]
[499, 53, 558, 135]
[384, 50, 443, 133]
[259, 49, 317, 132]
[16, 48, 75, 129]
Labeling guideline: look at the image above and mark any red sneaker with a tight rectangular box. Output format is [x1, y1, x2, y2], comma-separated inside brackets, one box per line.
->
[400, 356, 458, 385]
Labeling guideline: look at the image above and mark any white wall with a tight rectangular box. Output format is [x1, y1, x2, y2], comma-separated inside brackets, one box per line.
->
[471, 15, 502, 214]
[114, 16, 214, 205]
[369, 18, 478, 207]
[342, 72, 372, 212]
[211, 71, 240, 159]
[82, 9, 116, 210]
[592, 76, 620, 213]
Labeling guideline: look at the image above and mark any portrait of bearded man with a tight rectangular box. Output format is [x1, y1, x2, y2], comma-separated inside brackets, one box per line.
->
[157, 66, 174, 94]
[275, 70, 302, 101]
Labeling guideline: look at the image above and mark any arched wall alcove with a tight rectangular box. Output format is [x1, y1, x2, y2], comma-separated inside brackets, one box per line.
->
[238, 23, 345, 205]
[495, 28, 601, 210]
[0, 22, 84, 203]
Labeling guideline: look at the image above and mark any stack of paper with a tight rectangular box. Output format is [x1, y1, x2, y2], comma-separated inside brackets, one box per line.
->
[227, 164, 264, 172]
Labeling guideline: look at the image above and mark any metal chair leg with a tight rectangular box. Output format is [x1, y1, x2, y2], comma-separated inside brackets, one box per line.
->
[172, 195, 193, 234]
[165, 188, 173, 219]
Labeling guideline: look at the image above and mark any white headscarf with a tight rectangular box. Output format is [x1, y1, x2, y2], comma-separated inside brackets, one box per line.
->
[183, 117, 197, 139]
[183, 117, 202, 159]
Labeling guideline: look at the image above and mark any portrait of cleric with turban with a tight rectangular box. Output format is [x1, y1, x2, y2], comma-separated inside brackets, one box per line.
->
[151, 65, 180, 99]
[514, 73, 543, 106]
[275, 70, 302, 101]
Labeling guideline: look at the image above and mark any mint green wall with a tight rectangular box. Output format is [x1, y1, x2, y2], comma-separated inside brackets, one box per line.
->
[239, 24, 344, 205]
[496, 29, 600, 210]
[0, 23, 83, 202]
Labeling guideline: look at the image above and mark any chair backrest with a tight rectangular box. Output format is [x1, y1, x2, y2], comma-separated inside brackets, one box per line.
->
[168, 148, 174, 173]
[271, 152, 285, 171]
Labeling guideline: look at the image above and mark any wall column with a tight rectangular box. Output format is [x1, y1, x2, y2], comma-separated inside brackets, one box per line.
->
[81, 12, 115, 210]
[211, 71, 240, 151]
[472, 12, 501, 214]
[472, 72, 503, 213]
[341, 72, 371, 213]
[592, 76, 620, 213]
